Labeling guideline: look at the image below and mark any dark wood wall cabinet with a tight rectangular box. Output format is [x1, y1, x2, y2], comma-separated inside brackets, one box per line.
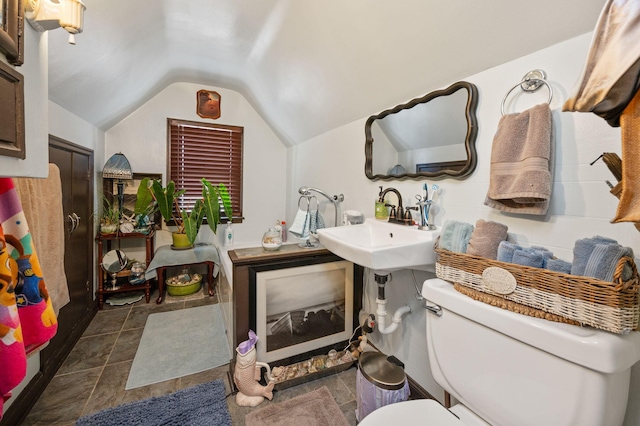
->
[0, 60, 25, 158]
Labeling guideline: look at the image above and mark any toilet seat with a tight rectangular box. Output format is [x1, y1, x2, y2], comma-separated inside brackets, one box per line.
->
[358, 399, 464, 425]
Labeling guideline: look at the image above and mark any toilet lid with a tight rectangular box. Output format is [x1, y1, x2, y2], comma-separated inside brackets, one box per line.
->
[358, 399, 464, 425]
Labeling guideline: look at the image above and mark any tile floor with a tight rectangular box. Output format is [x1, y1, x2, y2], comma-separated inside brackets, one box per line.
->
[21, 290, 359, 425]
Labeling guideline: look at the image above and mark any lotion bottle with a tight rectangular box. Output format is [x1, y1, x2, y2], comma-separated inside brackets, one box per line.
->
[274, 220, 283, 239]
[224, 221, 234, 247]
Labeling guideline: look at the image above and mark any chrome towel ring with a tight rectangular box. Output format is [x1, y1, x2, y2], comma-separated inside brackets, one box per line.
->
[501, 69, 553, 116]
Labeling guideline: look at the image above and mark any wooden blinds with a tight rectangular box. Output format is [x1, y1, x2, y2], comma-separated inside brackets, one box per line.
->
[167, 118, 243, 222]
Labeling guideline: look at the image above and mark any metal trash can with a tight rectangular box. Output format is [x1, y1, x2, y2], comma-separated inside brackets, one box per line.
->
[356, 351, 410, 422]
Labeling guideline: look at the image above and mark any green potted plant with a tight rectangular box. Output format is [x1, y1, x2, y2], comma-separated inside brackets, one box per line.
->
[144, 177, 232, 248]
[98, 195, 121, 234]
[133, 178, 160, 233]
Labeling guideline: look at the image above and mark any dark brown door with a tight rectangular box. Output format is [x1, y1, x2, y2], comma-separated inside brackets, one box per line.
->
[41, 136, 95, 371]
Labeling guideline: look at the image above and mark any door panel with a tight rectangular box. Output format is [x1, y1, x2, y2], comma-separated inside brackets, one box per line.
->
[41, 137, 94, 370]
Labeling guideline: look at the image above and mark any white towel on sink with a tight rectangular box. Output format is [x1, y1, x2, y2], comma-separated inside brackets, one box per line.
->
[289, 208, 310, 239]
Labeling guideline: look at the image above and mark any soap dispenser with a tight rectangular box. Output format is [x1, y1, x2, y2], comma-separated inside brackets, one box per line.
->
[224, 221, 234, 247]
[375, 186, 389, 220]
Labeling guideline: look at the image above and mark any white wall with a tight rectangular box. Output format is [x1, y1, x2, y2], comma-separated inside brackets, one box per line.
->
[105, 82, 288, 249]
[290, 32, 640, 423]
[49, 101, 106, 155]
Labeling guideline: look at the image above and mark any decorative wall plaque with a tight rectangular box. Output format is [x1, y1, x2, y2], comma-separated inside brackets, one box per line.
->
[196, 89, 221, 119]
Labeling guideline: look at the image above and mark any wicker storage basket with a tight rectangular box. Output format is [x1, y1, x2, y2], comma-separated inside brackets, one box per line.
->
[434, 241, 640, 334]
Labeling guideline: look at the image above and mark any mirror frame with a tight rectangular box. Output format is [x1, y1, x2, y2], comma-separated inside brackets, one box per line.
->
[102, 249, 128, 273]
[0, 0, 24, 66]
[365, 81, 478, 181]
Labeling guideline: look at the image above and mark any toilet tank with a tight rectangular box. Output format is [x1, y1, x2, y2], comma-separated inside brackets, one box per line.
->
[423, 278, 640, 426]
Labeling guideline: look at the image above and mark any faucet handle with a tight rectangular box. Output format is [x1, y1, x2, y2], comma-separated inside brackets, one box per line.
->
[403, 209, 413, 221]
[389, 206, 397, 218]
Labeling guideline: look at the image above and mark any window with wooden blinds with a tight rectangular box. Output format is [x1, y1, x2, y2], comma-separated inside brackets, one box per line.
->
[167, 118, 243, 223]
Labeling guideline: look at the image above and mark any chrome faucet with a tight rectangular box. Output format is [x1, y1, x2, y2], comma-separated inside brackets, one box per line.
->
[379, 187, 412, 225]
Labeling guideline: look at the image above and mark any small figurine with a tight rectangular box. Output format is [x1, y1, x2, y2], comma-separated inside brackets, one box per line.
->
[233, 330, 275, 407]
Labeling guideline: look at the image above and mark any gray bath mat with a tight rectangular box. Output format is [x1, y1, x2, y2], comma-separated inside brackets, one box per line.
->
[125, 303, 230, 390]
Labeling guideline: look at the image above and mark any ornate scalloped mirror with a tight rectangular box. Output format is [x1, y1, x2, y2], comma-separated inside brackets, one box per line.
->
[365, 81, 478, 180]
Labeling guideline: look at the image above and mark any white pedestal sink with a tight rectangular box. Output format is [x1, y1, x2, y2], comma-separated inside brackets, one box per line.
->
[316, 218, 440, 275]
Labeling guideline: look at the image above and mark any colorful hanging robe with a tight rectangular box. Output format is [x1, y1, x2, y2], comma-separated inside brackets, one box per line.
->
[0, 178, 58, 418]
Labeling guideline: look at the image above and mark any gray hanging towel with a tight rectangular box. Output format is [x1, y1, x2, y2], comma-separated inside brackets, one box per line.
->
[484, 103, 554, 215]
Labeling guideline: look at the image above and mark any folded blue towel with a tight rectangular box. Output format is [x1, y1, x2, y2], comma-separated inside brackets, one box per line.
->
[546, 258, 572, 274]
[583, 243, 634, 282]
[571, 236, 618, 276]
[309, 210, 326, 234]
[531, 246, 554, 268]
[512, 248, 545, 268]
[439, 220, 474, 253]
[497, 241, 521, 263]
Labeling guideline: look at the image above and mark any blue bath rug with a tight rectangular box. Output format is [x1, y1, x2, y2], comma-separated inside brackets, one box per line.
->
[75, 380, 231, 426]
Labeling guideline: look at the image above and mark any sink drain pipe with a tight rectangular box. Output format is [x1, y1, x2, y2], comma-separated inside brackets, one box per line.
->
[374, 273, 412, 335]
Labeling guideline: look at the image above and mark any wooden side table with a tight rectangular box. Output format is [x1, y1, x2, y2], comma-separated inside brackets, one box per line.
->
[145, 244, 221, 304]
[95, 230, 155, 309]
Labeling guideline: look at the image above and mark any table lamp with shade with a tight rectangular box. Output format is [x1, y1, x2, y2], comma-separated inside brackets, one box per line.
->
[102, 152, 133, 217]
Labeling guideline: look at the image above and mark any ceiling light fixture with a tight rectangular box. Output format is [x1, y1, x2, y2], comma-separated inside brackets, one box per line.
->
[25, 0, 86, 45]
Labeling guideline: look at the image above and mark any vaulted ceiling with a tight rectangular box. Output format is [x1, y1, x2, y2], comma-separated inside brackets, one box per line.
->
[46, 0, 605, 146]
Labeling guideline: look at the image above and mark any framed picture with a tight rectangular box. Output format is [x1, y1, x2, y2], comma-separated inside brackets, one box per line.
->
[102, 173, 162, 228]
[0, 60, 24, 158]
[255, 261, 354, 363]
[196, 89, 221, 119]
[0, 0, 24, 65]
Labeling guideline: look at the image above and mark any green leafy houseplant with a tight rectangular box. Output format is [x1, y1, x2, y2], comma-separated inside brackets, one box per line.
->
[133, 178, 160, 232]
[98, 195, 121, 234]
[143, 177, 232, 247]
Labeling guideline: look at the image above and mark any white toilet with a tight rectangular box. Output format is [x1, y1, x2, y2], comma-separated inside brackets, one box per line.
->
[360, 278, 640, 426]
